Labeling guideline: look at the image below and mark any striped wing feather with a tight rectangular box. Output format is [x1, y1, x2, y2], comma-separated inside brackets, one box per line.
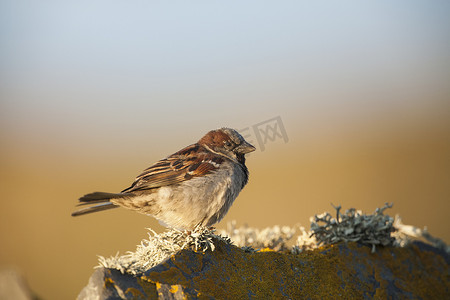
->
[121, 144, 224, 193]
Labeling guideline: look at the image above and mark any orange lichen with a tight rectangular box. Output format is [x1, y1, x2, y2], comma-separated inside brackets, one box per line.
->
[124, 287, 146, 299]
[168, 285, 178, 293]
[103, 276, 115, 289]
[257, 247, 275, 252]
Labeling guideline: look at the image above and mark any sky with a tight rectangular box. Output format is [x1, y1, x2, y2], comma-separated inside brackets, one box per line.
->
[1, 1, 449, 143]
[1, 1, 450, 299]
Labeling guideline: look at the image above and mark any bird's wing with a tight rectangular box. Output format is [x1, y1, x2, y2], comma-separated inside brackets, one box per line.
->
[121, 144, 225, 193]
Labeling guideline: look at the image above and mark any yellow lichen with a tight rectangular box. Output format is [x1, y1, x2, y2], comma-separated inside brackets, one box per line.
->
[257, 247, 275, 252]
[169, 285, 178, 293]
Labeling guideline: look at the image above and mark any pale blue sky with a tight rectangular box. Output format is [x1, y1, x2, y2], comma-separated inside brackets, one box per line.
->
[1, 1, 449, 146]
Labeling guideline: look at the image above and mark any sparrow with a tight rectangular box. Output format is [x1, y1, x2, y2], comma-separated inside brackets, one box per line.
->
[72, 128, 256, 230]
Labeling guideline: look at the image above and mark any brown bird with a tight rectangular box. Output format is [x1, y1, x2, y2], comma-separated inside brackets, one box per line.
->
[72, 128, 255, 230]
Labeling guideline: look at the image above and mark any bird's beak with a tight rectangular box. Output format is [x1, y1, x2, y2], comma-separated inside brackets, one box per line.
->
[236, 141, 256, 154]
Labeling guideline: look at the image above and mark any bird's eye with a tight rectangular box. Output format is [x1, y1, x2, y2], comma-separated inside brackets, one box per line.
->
[225, 141, 232, 148]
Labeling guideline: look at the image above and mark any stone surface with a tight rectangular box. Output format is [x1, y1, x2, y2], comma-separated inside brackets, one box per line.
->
[78, 239, 449, 299]
[0, 268, 36, 300]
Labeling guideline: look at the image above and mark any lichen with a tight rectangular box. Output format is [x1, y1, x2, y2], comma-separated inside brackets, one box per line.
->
[97, 227, 232, 275]
[310, 203, 396, 253]
[393, 215, 450, 253]
[219, 221, 296, 251]
[97, 203, 448, 276]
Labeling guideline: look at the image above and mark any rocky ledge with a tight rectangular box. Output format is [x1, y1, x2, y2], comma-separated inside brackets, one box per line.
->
[77, 204, 449, 299]
[79, 239, 449, 299]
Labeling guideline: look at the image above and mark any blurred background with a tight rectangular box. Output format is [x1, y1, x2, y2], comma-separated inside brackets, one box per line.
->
[1, 1, 449, 299]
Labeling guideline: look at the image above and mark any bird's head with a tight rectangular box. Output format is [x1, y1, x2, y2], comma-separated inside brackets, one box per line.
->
[198, 128, 256, 163]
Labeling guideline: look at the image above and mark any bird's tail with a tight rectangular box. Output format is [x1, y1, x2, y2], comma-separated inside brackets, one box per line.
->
[71, 192, 124, 217]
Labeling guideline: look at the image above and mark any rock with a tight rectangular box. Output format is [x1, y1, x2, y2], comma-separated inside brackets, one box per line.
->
[0, 268, 37, 300]
[78, 238, 449, 299]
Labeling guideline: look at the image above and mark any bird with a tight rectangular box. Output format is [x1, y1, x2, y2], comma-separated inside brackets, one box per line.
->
[72, 128, 256, 230]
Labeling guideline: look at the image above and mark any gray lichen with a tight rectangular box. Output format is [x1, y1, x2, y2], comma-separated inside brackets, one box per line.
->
[98, 227, 231, 275]
[292, 226, 318, 254]
[393, 216, 450, 253]
[310, 203, 396, 253]
[219, 221, 296, 251]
